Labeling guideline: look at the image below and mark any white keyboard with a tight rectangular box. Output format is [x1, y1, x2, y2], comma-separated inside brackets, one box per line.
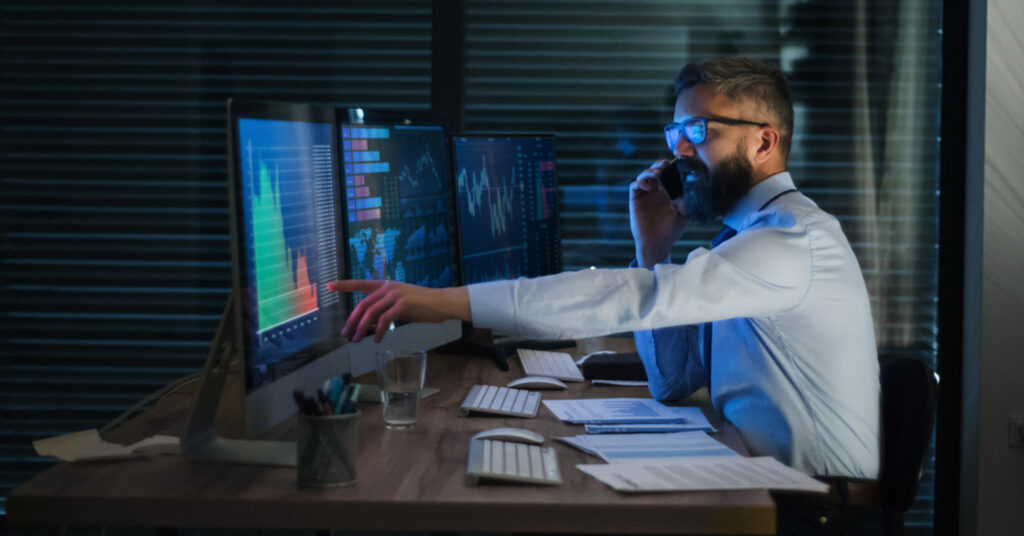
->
[466, 438, 562, 485]
[516, 348, 585, 382]
[459, 384, 541, 418]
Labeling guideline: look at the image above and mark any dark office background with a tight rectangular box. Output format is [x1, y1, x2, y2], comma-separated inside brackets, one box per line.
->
[1, 0, 951, 534]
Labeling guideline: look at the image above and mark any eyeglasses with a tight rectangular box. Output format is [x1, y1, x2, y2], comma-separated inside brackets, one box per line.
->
[664, 117, 769, 149]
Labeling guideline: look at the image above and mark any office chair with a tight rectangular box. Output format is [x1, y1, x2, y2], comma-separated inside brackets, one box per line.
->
[878, 357, 938, 536]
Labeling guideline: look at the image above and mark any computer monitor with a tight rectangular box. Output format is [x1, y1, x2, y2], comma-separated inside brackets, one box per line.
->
[440, 135, 569, 366]
[450, 135, 563, 284]
[182, 99, 351, 465]
[183, 102, 461, 467]
[338, 122, 457, 298]
[337, 118, 462, 376]
[232, 102, 349, 392]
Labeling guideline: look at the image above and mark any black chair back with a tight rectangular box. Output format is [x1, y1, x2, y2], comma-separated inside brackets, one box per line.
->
[879, 358, 938, 521]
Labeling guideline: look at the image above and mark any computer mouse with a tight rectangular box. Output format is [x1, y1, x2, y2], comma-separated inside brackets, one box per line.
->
[473, 427, 545, 445]
[507, 376, 568, 390]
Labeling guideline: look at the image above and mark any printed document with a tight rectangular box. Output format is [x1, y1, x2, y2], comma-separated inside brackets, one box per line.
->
[558, 431, 737, 463]
[584, 420, 715, 434]
[33, 429, 179, 462]
[577, 456, 830, 493]
[543, 398, 705, 424]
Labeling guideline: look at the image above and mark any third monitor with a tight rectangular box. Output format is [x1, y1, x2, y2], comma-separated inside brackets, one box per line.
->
[450, 134, 563, 284]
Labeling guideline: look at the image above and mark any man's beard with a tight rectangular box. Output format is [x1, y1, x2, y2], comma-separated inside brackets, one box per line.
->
[678, 148, 754, 225]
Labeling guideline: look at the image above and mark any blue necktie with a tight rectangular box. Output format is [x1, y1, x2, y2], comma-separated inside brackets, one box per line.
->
[704, 225, 737, 393]
[701, 188, 798, 396]
[712, 225, 738, 248]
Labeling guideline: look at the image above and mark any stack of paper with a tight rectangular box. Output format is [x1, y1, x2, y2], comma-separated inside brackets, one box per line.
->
[558, 431, 737, 463]
[544, 397, 828, 494]
[584, 421, 715, 434]
[33, 429, 179, 462]
[542, 398, 714, 430]
[577, 456, 829, 494]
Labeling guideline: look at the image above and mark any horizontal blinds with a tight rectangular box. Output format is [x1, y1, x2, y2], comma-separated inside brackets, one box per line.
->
[1, 0, 944, 529]
[463, 0, 940, 529]
[0, 0, 432, 516]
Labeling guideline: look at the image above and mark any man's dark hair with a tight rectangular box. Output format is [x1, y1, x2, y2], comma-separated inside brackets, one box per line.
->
[674, 57, 794, 159]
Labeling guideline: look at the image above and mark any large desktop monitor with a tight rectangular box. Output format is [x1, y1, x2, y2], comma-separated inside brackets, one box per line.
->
[338, 122, 457, 297]
[183, 99, 352, 466]
[183, 103, 464, 467]
[232, 102, 348, 392]
[450, 135, 563, 284]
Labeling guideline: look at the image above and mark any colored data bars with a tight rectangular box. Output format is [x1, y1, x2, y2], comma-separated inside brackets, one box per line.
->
[342, 126, 390, 223]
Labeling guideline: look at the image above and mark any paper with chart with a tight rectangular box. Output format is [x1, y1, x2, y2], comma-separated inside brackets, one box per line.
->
[583, 413, 715, 433]
[576, 455, 830, 494]
[591, 379, 649, 387]
[542, 398, 706, 424]
[558, 431, 738, 463]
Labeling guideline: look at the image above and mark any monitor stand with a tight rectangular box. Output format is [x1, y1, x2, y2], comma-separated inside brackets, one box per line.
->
[437, 323, 577, 371]
[181, 290, 296, 467]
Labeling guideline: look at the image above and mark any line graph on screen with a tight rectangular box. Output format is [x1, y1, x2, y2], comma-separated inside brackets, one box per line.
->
[397, 142, 442, 190]
[457, 154, 521, 238]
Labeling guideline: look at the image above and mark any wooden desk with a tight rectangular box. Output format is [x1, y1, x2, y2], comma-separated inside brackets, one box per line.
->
[7, 338, 774, 534]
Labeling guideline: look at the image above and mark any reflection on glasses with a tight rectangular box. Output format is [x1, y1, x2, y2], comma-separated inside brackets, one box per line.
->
[664, 117, 769, 149]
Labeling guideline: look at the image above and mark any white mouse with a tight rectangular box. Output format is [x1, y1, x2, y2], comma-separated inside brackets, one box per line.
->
[507, 376, 567, 390]
[473, 427, 545, 445]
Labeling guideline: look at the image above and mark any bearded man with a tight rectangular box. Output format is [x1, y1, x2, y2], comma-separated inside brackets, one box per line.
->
[331, 58, 880, 485]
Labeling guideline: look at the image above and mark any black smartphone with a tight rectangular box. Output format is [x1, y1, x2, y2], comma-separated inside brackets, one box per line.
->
[659, 158, 683, 199]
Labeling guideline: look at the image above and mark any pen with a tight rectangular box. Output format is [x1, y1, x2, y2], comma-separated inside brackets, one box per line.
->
[328, 376, 344, 408]
[343, 383, 361, 414]
[293, 389, 324, 416]
[335, 384, 352, 415]
[316, 389, 333, 415]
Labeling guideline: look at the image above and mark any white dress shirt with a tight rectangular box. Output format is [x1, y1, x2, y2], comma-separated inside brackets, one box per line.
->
[468, 172, 880, 478]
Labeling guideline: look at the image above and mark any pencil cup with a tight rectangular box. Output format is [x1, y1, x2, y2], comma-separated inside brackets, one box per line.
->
[375, 350, 427, 430]
[296, 411, 360, 487]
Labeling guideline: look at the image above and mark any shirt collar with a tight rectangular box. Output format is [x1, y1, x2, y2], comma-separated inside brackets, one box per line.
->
[722, 171, 795, 231]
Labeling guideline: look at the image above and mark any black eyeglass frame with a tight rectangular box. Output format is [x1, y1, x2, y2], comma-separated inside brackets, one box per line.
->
[664, 116, 770, 149]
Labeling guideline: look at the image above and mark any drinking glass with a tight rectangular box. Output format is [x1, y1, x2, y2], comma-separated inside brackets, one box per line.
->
[374, 350, 427, 430]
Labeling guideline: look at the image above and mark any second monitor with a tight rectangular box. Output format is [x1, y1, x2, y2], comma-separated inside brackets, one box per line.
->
[451, 135, 563, 284]
[339, 123, 457, 299]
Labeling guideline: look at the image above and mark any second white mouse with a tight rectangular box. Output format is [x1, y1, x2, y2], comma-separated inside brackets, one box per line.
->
[507, 376, 568, 390]
[473, 427, 545, 445]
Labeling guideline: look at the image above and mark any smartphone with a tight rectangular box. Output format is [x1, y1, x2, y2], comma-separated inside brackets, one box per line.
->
[659, 158, 683, 199]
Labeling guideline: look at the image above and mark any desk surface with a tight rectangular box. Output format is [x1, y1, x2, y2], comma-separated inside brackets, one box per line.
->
[8, 337, 775, 534]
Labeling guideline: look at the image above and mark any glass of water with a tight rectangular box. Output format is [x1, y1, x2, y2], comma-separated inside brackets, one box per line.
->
[374, 350, 426, 430]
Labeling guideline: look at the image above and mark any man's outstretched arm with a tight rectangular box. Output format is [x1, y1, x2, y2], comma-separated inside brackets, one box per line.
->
[327, 280, 471, 343]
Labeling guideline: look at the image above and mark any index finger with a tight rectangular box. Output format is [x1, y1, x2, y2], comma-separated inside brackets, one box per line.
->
[326, 279, 386, 293]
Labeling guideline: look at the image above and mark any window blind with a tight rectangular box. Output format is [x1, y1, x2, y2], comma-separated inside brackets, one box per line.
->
[462, 0, 941, 530]
[0, 0, 433, 517]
